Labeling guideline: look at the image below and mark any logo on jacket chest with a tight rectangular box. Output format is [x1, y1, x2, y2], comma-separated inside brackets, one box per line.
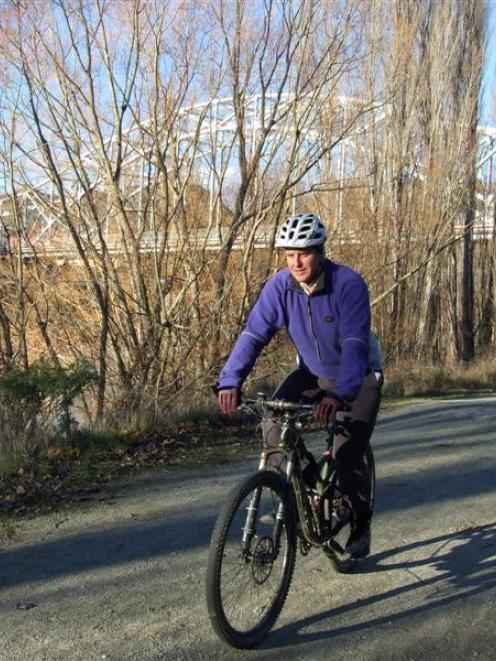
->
[324, 315, 334, 323]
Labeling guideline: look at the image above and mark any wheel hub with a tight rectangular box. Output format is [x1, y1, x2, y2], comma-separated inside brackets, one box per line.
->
[252, 536, 275, 584]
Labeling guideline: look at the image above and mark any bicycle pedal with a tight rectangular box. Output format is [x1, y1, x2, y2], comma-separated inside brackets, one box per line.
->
[325, 538, 347, 556]
[299, 540, 311, 556]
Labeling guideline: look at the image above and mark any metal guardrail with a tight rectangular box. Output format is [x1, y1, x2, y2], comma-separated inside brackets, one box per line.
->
[1, 213, 493, 260]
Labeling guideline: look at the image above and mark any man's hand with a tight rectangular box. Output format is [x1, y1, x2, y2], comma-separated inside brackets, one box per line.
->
[218, 388, 240, 415]
[314, 395, 342, 425]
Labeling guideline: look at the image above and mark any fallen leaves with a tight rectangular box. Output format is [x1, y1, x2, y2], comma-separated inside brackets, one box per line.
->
[0, 418, 260, 520]
[120, 437, 183, 468]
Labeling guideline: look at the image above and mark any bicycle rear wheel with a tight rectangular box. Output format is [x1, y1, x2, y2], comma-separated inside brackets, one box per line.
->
[206, 470, 297, 649]
[366, 443, 376, 514]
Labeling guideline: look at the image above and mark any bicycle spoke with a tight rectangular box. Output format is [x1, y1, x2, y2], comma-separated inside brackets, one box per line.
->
[218, 484, 290, 633]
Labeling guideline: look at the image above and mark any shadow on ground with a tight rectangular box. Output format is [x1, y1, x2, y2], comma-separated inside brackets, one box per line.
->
[1, 399, 495, 607]
[265, 521, 496, 651]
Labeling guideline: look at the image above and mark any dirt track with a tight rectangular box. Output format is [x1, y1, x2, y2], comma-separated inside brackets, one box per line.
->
[1, 397, 496, 660]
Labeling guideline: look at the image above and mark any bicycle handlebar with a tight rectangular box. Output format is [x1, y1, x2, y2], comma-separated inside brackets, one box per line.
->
[239, 391, 351, 416]
[241, 395, 315, 415]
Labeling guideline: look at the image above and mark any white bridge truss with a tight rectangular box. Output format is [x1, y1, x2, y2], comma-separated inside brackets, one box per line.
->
[1, 93, 495, 256]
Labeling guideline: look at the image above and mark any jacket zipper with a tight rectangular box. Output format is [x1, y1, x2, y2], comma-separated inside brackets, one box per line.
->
[306, 295, 322, 361]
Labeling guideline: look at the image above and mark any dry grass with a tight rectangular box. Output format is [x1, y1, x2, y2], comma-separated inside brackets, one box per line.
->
[383, 356, 496, 398]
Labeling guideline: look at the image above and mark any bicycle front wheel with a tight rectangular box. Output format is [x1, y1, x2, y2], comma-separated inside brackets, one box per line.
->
[206, 470, 297, 649]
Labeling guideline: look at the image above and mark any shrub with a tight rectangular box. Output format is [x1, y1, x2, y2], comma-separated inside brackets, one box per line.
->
[0, 359, 98, 474]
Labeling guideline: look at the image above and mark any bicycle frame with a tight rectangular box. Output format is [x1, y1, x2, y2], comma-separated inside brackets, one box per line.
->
[251, 407, 333, 551]
[237, 393, 357, 566]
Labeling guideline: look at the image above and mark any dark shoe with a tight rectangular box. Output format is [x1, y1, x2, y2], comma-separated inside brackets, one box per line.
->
[346, 521, 371, 558]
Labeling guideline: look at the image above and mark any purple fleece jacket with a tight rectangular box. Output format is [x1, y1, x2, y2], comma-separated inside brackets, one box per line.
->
[218, 259, 371, 401]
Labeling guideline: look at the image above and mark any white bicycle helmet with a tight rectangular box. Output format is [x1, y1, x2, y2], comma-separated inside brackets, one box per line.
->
[275, 213, 327, 249]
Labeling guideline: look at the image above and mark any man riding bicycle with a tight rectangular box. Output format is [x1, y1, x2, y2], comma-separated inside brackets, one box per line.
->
[216, 212, 382, 559]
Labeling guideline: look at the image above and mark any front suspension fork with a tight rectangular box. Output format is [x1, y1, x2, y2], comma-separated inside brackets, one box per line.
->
[241, 451, 294, 555]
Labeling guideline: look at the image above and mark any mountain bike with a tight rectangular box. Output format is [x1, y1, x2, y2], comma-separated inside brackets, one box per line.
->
[205, 393, 375, 649]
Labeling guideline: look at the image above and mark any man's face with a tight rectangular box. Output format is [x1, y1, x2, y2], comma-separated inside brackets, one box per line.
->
[285, 248, 322, 284]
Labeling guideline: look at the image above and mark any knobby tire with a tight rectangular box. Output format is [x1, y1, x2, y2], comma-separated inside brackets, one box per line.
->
[206, 470, 297, 649]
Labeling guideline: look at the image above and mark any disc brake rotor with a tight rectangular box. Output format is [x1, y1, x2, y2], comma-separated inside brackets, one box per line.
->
[251, 536, 275, 584]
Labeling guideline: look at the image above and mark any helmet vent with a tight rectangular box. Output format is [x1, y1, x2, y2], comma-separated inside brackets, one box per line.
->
[275, 213, 327, 249]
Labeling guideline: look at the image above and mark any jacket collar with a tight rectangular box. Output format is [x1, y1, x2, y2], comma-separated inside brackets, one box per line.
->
[288, 258, 333, 294]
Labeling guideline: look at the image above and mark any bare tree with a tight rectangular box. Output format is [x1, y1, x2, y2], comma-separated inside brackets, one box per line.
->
[0, 0, 490, 431]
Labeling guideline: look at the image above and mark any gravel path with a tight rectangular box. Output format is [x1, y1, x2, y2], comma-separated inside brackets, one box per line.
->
[1, 397, 496, 661]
